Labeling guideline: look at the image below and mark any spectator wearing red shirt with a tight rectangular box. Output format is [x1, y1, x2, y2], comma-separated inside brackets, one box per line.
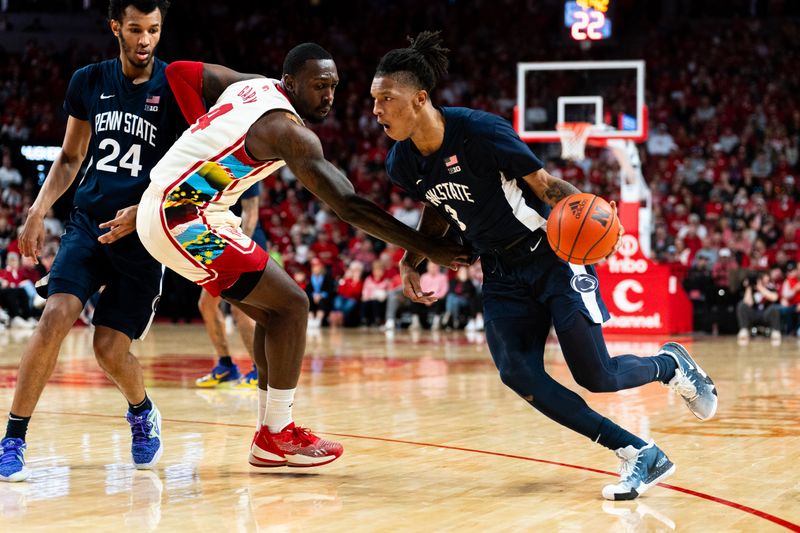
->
[0, 252, 37, 327]
[361, 260, 391, 327]
[310, 230, 339, 266]
[779, 263, 800, 334]
[330, 260, 365, 328]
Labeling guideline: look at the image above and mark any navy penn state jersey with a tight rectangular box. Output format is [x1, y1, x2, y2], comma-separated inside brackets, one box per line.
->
[386, 107, 549, 254]
[64, 57, 185, 221]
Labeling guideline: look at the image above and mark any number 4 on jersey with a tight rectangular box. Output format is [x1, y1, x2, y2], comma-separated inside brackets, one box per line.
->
[191, 103, 234, 133]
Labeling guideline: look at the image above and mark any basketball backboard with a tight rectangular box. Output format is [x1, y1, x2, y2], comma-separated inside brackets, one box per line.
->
[515, 60, 647, 143]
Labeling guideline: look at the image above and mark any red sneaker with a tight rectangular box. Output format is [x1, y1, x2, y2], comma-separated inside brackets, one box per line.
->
[249, 423, 343, 468]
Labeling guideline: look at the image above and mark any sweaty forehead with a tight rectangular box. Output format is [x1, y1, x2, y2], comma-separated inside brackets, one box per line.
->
[297, 59, 338, 80]
[371, 74, 416, 96]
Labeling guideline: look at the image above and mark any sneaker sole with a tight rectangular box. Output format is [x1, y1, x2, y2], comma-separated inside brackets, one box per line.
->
[662, 342, 718, 420]
[248, 449, 341, 468]
[603, 463, 676, 501]
[0, 468, 31, 482]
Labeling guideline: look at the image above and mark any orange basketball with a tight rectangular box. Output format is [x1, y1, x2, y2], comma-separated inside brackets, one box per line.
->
[546, 193, 620, 265]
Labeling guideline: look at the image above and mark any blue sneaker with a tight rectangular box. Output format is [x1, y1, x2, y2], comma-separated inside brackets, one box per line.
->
[602, 441, 675, 500]
[0, 438, 30, 482]
[234, 366, 258, 389]
[659, 342, 718, 420]
[127, 405, 163, 469]
[195, 362, 241, 388]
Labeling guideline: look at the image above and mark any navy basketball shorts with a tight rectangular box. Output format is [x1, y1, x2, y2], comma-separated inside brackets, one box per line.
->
[480, 242, 609, 331]
[48, 208, 163, 339]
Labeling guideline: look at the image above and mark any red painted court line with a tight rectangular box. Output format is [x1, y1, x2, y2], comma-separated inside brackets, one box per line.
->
[38, 410, 800, 532]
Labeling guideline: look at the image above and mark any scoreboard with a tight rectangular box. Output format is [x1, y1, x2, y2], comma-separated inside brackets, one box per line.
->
[564, 0, 612, 41]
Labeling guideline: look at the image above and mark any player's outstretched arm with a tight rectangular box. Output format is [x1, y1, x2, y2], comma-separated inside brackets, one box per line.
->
[523, 168, 581, 207]
[248, 114, 470, 268]
[20, 116, 90, 262]
[400, 205, 454, 303]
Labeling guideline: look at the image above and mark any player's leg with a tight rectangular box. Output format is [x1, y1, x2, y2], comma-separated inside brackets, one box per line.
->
[223, 260, 342, 467]
[1, 294, 84, 482]
[2, 213, 104, 482]
[195, 289, 241, 388]
[482, 262, 673, 501]
[230, 304, 257, 388]
[547, 262, 717, 421]
[95, 240, 164, 470]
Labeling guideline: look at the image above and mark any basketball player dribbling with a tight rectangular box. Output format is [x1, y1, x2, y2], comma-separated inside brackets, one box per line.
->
[370, 31, 718, 500]
[1, 0, 182, 482]
[136, 44, 470, 467]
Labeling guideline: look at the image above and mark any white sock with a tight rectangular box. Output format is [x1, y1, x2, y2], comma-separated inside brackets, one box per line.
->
[257, 387, 268, 430]
[265, 386, 295, 433]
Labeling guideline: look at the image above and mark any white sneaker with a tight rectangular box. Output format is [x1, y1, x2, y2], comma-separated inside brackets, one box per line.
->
[10, 317, 32, 329]
[409, 315, 421, 330]
[382, 319, 396, 331]
[465, 319, 477, 331]
[431, 315, 441, 331]
[737, 328, 749, 342]
[770, 330, 781, 345]
[602, 441, 675, 500]
[32, 295, 46, 310]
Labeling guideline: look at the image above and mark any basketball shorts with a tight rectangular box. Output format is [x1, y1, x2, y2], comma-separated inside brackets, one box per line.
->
[137, 187, 269, 298]
[479, 230, 610, 330]
[48, 208, 163, 339]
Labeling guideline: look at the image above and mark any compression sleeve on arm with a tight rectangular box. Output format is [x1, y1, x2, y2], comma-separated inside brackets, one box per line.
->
[166, 61, 206, 123]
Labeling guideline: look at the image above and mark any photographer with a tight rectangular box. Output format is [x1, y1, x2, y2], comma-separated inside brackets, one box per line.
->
[736, 271, 782, 343]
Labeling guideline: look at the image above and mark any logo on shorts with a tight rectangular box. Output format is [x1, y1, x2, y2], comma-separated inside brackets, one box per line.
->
[570, 273, 598, 293]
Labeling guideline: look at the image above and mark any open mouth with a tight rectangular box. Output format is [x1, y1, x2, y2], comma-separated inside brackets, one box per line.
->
[136, 50, 150, 62]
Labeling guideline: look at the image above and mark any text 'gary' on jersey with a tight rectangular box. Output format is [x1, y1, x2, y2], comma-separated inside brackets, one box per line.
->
[64, 57, 186, 221]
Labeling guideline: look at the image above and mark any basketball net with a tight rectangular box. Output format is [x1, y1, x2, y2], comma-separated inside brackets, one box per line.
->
[556, 122, 593, 161]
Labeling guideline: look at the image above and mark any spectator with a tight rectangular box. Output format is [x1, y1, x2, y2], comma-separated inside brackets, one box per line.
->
[443, 266, 478, 329]
[361, 260, 391, 327]
[0, 253, 36, 328]
[779, 263, 800, 335]
[0, 152, 22, 188]
[736, 272, 782, 343]
[305, 257, 335, 329]
[647, 123, 677, 156]
[414, 262, 449, 330]
[329, 260, 364, 328]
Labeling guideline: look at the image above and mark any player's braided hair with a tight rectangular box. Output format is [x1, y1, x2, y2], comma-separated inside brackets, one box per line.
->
[108, 0, 170, 22]
[376, 30, 450, 92]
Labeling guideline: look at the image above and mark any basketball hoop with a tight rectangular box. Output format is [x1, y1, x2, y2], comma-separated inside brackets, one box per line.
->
[556, 122, 593, 161]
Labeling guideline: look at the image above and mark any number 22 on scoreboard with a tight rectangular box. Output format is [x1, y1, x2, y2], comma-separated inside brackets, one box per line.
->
[571, 10, 606, 41]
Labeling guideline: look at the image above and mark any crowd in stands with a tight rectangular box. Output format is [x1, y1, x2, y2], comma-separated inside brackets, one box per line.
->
[1, 4, 800, 336]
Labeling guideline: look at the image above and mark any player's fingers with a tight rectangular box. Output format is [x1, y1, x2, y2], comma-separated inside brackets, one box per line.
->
[98, 218, 118, 229]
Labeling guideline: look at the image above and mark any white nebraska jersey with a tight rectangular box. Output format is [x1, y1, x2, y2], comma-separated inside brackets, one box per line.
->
[147, 78, 297, 219]
[137, 78, 295, 296]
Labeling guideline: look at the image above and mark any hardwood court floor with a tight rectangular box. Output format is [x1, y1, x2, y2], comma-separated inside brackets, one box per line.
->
[1, 324, 799, 532]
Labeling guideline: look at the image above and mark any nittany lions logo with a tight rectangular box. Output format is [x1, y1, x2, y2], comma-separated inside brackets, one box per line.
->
[570, 273, 598, 293]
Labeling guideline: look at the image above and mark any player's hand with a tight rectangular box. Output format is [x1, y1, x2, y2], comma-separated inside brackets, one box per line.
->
[400, 261, 438, 304]
[604, 201, 626, 260]
[426, 238, 472, 271]
[19, 211, 46, 264]
[98, 205, 138, 244]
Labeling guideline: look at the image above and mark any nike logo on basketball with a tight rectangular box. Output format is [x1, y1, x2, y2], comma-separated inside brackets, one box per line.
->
[100, 93, 115, 99]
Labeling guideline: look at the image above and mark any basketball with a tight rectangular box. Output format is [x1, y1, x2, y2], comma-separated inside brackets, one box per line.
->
[546, 193, 620, 265]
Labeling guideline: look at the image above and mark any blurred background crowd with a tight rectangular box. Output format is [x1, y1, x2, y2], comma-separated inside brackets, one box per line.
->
[1, 0, 799, 339]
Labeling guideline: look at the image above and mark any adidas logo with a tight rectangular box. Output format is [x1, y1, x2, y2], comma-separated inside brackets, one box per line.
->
[569, 199, 588, 219]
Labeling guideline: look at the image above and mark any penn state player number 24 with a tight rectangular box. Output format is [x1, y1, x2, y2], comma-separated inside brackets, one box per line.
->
[96, 138, 143, 177]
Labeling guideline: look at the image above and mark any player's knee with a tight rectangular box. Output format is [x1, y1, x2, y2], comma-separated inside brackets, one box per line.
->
[573, 372, 617, 393]
[39, 296, 82, 332]
[497, 365, 529, 395]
